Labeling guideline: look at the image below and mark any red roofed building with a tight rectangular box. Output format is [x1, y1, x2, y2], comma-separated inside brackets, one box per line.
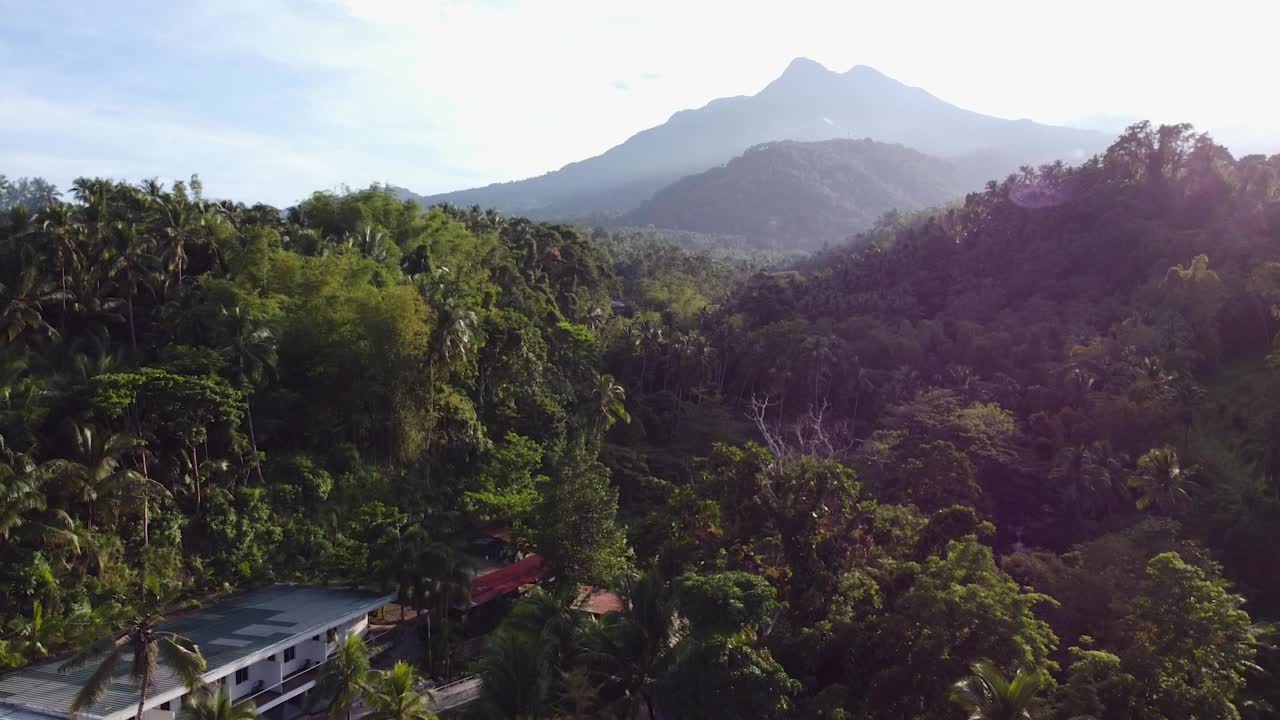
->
[573, 585, 624, 615]
[469, 554, 545, 607]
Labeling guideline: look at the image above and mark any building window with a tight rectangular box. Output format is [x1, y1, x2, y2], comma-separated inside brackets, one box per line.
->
[267, 654, 275, 661]
[326, 628, 337, 642]
[312, 635, 320, 642]
[283, 646, 296, 662]
[235, 668, 249, 685]
[160, 702, 170, 711]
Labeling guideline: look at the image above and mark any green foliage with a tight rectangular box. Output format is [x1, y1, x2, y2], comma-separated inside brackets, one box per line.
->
[308, 634, 371, 720]
[672, 571, 778, 638]
[534, 445, 629, 585]
[656, 633, 799, 720]
[361, 661, 437, 720]
[179, 687, 258, 720]
[949, 659, 1048, 720]
[464, 433, 547, 539]
[8, 123, 1280, 715]
[1125, 552, 1256, 719]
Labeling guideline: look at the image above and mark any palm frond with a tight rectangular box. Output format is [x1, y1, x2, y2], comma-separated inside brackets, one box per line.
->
[63, 638, 126, 719]
[157, 634, 208, 689]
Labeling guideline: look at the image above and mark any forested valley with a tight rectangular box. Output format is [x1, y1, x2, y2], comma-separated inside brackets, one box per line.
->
[3, 122, 1280, 719]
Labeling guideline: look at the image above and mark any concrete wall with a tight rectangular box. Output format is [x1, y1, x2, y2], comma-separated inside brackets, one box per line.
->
[222, 654, 284, 702]
[278, 635, 325, 679]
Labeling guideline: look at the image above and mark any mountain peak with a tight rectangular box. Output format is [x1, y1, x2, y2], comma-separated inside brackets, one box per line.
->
[782, 57, 831, 75]
[763, 57, 838, 95]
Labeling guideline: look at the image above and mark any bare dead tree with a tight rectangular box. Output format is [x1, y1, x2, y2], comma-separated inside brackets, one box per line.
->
[749, 393, 855, 464]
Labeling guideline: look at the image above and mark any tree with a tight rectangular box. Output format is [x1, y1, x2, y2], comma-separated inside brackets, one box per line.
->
[591, 373, 630, 439]
[477, 625, 552, 720]
[580, 569, 680, 719]
[46, 424, 164, 532]
[362, 661, 437, 720]
[309, 633, 371, 720]
[533, 444, 629, 585]
[417, 542, 472, 677]
[949, 660, 1047, 720]
[1051, 645, 1135, 720]
[103, 221, 158, 355]
[1128, 447, 1197, 514]
[0, 453, 47, 539]
[1125, 552, 1256, 719]
[216, 302, 278, 485]
[178, 687, 257, 720]
[60, 577, 207, 720]
[0, 267, 69, 344]
[656, 634, 798, 720]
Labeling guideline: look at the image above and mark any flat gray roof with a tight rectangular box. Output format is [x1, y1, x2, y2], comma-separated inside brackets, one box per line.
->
[0, 586, 390, 720]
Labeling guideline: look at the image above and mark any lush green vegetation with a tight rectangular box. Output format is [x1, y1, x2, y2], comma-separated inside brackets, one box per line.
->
[4, 121, 1280, 718]
[627, 138, 976, 250]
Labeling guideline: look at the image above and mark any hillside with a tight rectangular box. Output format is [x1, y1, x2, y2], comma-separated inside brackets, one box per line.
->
[626, 138, 979, 248]
[399, 58, 1110, 218]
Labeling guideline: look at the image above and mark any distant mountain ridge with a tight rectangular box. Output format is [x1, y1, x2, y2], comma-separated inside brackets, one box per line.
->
[398, 58, 1111, 220]
[626, 138, 982, 248]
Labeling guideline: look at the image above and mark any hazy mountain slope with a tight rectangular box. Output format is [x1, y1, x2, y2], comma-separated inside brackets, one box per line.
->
[626, 139, 977, 247]
[401, 58, 1110, 218]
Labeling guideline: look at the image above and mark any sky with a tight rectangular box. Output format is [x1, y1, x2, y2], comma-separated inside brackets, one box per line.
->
[2, 0, 1278, 207]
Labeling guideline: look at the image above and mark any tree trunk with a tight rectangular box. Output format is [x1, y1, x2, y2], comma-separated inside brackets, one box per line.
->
[246, 399, 266, 484]
[127, 294, 138, 356]
[134, 663, 151, 720]
[191, 445, 201, 512]
[140, 449, 150, 546]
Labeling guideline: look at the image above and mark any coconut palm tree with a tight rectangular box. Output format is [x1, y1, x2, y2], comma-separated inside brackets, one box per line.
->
[1128, 447, 1198, 514]
[477, 626, 551, 720]
[60, 577, 207, 720]
[417, 542, 472, 677]
[591, 374, 630, 440]
[218, 305, 277, 484]
[178, 687, 256, 720]
[0, 452, 47, 539]
[579, 569, 679, 720]
[949, 660, 1046, 720]
[0, 267, 70, 344]
[104, 221, 160, 355]
[46, 424, 164, 530]
[309, 633, 371, 720]
[362, 661, 437, 720]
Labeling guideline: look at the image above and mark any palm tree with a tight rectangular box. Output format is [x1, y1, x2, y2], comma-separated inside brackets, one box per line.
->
[591, 374, 630, 440]
[60, 577, 207, 720]
[178, 687, 256, 720]
[0, 453, 47, 539]
[219, 305, 277, 484]
[0, 267, 70, 343]
[417, 542, 472, 677]
[949, 660, 1046, 720]
[506, 587, 582, 675]
[104, 221, 159, 355]
[1050, 443, 1121, 522]
[362, 662, 437, 720]
[46, 424, 164, 531]
[1128, 447, 1198, 514]
[309, 633, 371, 720]
[477, 626, 551, 720]
[7, 600, 59, 659]
[580, 569, 679, 720]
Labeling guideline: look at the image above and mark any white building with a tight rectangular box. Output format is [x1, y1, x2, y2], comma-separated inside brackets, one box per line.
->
[0, 586, 394, 720]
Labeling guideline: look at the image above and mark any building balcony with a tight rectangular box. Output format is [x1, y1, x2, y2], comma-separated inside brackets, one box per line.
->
[234, 661, 324, 713]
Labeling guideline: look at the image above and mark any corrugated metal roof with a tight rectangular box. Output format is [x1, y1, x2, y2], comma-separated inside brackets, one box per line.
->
[0, 585, 390, 720]
[469, 554, 545, 606]
[0, 704, 62, 720]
